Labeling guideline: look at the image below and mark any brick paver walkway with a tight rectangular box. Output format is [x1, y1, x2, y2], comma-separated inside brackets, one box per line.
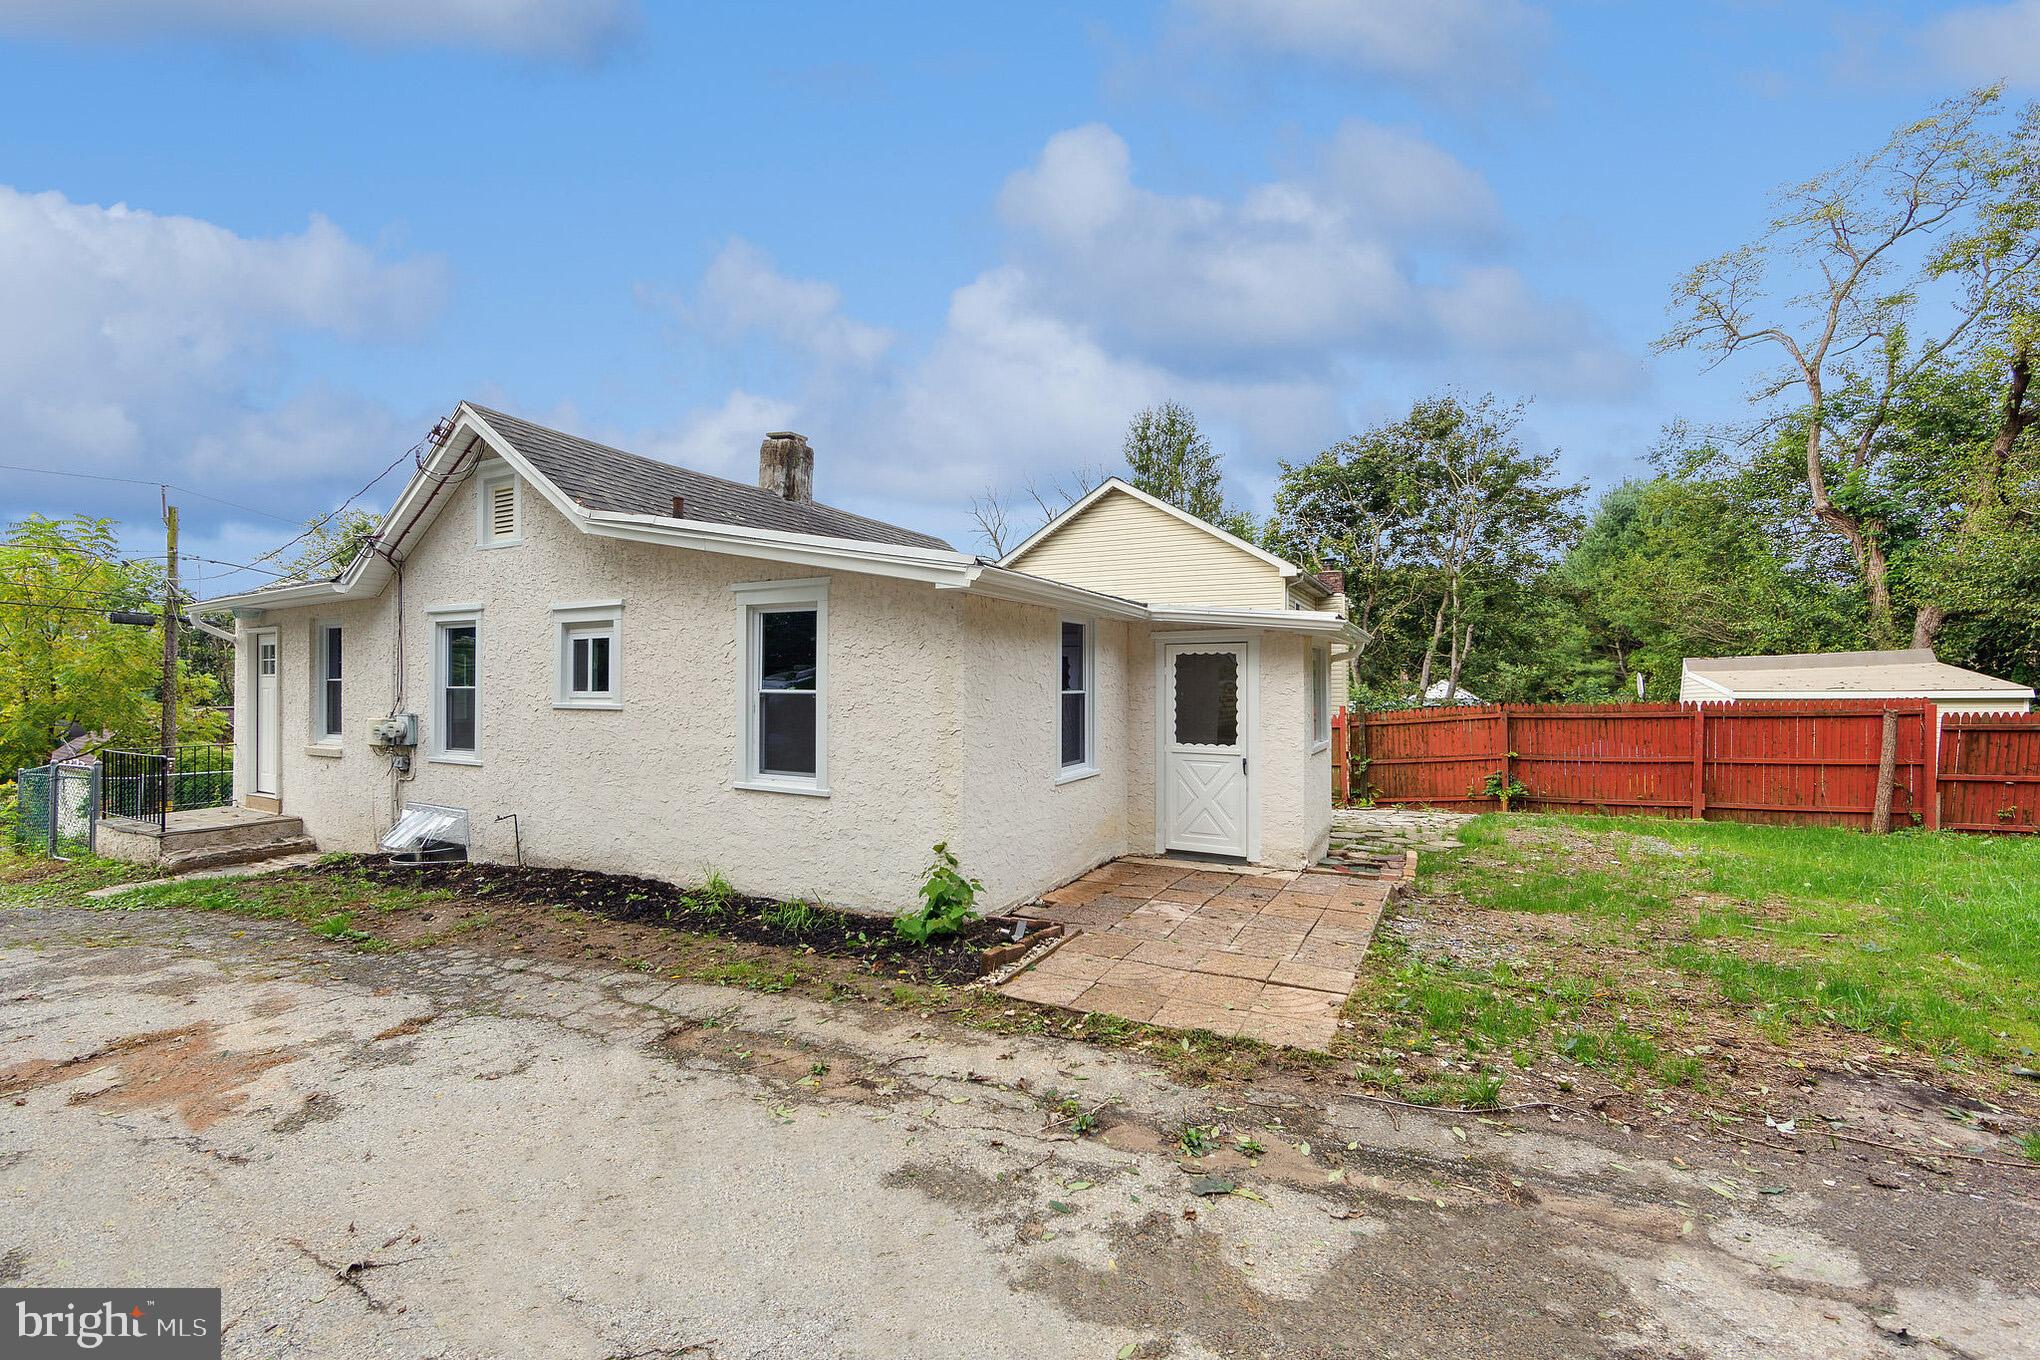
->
[997, 857, 1393, 1049]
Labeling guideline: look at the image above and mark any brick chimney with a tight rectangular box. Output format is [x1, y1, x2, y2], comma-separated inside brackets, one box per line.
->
[758, 432, 814, 502]
[1314, 569, 1345, 596]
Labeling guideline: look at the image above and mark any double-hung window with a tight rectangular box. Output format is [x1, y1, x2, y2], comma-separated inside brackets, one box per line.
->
[732, 579, 828, 794]
[431, 609, 481, 760]
[1058, 620, 1095, 780]
[1310, 644, 1331, 751]
[315, 623, 343, 742]
[554, 602, 622, 708]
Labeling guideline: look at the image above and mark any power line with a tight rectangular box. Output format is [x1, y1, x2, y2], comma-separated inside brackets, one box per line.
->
[0, 461, 303, 525]
[0, 598, 143, 616]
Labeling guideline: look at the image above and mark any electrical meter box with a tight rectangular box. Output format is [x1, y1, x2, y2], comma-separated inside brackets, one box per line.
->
[369, 713, 419, 747]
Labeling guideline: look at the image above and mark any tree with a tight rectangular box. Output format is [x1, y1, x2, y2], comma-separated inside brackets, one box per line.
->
[278, 508, 380, 582]
[1122, 402, 1255, 538]
[0, 516, 225, 775]
[1555, 477, 1856, 698]
[1267, 393, 1582, 704]
[1658, 87, 2040, 647]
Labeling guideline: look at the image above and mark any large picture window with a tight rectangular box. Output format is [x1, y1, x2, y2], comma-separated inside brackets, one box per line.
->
[733, 579, 828, 794]
[1059, 620, 1093, 776]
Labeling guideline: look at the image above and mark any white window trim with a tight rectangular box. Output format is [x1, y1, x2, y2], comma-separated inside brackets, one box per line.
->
[553, 600, 624, 709]
[731, 577, 829, 797]
[1056, 617, 1098, 785]
[1310, 644, 1332, 753]
[430, 607, 483, 765]
[311, 620, 344, 745]
[476, 466, 523, 549]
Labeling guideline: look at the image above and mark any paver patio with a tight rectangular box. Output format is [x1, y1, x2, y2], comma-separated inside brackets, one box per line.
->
[997, 856, 1394, 1049]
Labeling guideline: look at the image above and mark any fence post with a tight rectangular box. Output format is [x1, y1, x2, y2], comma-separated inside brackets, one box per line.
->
[1923, 702, 1941, 831]
[1497, 706, 1512, 810]
[1871, 708, 1900, 834]
[1689, 706, 1706, 820]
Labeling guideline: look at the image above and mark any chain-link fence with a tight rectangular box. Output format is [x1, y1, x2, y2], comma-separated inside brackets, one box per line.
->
[11, 764, 97, 859]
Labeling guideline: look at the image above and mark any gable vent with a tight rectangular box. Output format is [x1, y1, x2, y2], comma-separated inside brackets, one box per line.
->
[487, 479, 518, 541]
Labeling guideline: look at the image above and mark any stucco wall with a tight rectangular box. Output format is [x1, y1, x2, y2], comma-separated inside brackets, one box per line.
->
[952, 596, 1130, 905]
[233, 464, 1328, 913]
[1123, 624, 1331, 867]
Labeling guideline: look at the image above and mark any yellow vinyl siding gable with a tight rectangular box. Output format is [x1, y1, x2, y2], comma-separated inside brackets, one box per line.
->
[1006, 486, 1287, 608]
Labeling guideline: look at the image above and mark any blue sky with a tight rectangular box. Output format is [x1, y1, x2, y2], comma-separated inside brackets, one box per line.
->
[2, 0, 2036, 589]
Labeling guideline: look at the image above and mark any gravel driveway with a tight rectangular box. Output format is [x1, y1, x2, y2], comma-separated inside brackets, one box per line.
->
[2, 902, 2035, 1359]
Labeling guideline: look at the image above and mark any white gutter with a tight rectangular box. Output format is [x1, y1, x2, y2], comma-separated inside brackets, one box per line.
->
[1711, 688, 2034, 701]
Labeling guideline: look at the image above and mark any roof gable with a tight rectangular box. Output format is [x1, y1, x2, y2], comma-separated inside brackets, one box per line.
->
[469, 405, 951, 551]
[1001, 478, 1298, 577]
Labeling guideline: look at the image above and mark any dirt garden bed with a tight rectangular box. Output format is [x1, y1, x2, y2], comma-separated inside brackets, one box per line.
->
[318, 856, 1021, 985]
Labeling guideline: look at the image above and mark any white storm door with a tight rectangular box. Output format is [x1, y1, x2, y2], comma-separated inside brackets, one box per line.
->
[254, 632, 280, 795]
[1162, 641, 1250, 857]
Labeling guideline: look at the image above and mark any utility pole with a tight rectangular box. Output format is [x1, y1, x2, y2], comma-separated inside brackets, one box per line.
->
[161, 494, 179, 808]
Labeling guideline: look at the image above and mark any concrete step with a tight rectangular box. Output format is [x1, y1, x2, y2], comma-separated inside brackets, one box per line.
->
[160, 813, 306, 857]
[158, 836, 321, 875]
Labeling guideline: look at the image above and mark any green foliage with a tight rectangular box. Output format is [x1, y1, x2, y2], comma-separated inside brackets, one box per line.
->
[310, 911, 371, 943]
[1122, 402, 1256, 538]
[1266, 393, 1583, 703]
[0, 515, 226, 774]
[278, 508, 381, 582]
[895, 841, 983, 946]
[761, 898, 824, 937]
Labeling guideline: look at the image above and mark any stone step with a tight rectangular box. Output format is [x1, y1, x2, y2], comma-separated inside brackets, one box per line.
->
[158, 836, 320, 875]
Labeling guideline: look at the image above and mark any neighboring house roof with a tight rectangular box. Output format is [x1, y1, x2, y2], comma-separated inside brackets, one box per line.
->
[49, 729, 111, 764]
[198, 403, 1356, 643]
[1681, 649, 2035, 701]
[469, 405, 951, 551]
[1001, 477, 1316, 591]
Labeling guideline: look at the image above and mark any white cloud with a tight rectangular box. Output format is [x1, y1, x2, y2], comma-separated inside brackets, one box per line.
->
[655, 239, 895, 371]
[603, 122, 1630, 545]
[1177, 0, 1548, 91]
[993, 123, 1623, 386]
[638, 390, 801, 485]
[0, 184, 445, 521]
[0, 0, 635, 60]
[1917, 0, 2040, 84]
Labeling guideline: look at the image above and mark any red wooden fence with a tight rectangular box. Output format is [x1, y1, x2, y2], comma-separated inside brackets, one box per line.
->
[1937, 711, 2040, 833]
[1355, 700, 2040, 833]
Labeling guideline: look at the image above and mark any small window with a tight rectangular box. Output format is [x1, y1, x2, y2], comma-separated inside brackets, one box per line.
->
[316, 624, 343, 741]
[478, 471, 521, 547]
[732, 578, 829, 793]
[1059, 620, 1093, 775]
[258, 640, 277, 677]
[553, 603, 622, 707]
[1310, 645, 1331, 750]
[437, 619, 479, 756]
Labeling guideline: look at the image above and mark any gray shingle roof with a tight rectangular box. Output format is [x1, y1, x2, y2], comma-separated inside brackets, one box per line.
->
[468, 404, 952, 551]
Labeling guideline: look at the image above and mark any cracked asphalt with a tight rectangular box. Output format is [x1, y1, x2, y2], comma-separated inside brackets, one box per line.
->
[2, 902, 2036, 1359]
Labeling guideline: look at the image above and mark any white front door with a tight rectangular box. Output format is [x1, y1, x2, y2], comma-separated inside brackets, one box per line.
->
[253, 632, 280, 796]
[1161, 640, 1251, 857]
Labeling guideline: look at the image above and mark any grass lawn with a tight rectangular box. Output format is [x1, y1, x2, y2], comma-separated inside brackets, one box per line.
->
[1347, 813, 2040, 1111]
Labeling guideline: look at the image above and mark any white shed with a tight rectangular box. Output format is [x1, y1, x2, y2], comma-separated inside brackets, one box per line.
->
[1679, 648, 2034, 716]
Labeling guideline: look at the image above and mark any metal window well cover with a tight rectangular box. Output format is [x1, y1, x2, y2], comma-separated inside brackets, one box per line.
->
[380, 803, 469, 851]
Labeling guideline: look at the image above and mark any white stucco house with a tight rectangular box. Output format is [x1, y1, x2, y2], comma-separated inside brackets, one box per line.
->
[201, 403, 1354, 913]
[1680, 648, 2034, 716]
